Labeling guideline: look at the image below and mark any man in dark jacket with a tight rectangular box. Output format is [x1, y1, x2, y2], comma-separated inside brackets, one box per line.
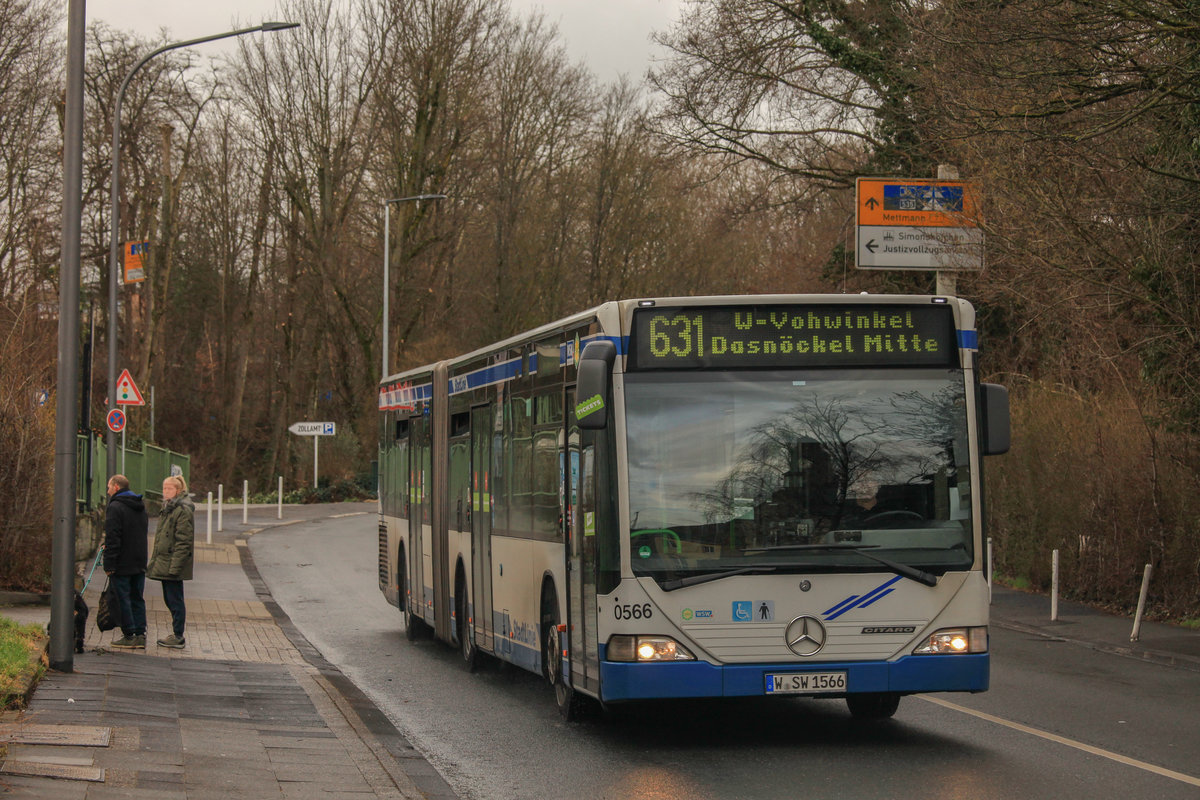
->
[104, 474, 148, 648]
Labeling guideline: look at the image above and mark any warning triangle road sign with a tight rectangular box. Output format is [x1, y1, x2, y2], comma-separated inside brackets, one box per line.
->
[115, 369, 145, 406]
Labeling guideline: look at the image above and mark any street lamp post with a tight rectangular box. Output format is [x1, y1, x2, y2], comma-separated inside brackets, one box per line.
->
[382, 194, 446, 380]
[48, 0, 86, 673]
[105, 22, 298, 477]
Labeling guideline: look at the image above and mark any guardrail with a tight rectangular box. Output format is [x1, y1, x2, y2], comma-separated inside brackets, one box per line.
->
[75, 433, 190, 509]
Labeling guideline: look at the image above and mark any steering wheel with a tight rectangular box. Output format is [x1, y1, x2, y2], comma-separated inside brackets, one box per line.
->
[630, 528, 683, 555]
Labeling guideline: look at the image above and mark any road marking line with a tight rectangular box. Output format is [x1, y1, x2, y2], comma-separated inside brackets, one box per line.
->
[919, 695, 1200, 787]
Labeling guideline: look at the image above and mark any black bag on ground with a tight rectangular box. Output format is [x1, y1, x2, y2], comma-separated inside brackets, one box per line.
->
[96, 579, 120, 632]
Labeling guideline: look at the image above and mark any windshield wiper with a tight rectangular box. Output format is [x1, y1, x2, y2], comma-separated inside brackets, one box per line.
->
[659, 566, 778, 592]
[746, 543, 940, 587]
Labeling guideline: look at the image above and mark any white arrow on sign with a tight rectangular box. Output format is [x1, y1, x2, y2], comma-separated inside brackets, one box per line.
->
[289, 421, 336, 436]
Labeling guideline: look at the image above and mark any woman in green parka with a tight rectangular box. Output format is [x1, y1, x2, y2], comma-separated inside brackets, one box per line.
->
[150, 474, 195, 649]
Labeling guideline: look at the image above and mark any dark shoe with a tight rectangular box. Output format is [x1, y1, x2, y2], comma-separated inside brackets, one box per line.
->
[111, 634, 139, 648]
[157, 634, 185, 649]
[133, 634, 146, 649]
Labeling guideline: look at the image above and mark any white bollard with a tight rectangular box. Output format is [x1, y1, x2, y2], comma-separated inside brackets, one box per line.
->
[243, 479, 249, 524]
[277, 475, 283, 520]
[986, 536, 993, 604]
[218, 483, 224, 532]
[1131, 563, 1153, 642]
[1050, 549, 1059, 621]
[206, 491, 213, 545]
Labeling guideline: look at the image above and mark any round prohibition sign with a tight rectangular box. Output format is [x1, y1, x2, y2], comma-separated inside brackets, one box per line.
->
[106, 408, 126, 433]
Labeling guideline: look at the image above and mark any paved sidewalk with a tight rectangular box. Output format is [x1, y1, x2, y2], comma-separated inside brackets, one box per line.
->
[989, 582, 1200, 672]
[0, 503, 456, 800]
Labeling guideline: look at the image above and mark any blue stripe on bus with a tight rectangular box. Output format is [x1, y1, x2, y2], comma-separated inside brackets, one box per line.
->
[598, 652, 989, 701]
[823, 595, 861, 618]
[446, 334, 628, 396]
[824, 576, 902, 620]
[957, 330, 978, 351]
[379, 381, 433, 409]
[382, 333, 632, 403]
[448, 357, 524, 396]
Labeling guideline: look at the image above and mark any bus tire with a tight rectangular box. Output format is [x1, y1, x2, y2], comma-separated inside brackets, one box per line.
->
[456, 566, 479, 672]
[400, 549, 426, 641]
[846, 692, 900, 720]
[541, 600, 580, 720]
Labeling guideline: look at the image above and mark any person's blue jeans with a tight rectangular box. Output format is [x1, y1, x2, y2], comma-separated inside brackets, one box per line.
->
[160, 579, 186, 638]
[111, 573, 146, 636]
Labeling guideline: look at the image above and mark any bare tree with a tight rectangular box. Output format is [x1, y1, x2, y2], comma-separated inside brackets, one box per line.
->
[232, 0, 384, 482]
[0, 0, 61, 303]
[475, 12, 592, 338]
[367, 0, 502, 371]
[650, 0, 934, 189]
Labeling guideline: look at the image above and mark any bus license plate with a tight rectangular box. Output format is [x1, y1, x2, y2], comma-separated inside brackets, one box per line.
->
[764, 671, 847, 694]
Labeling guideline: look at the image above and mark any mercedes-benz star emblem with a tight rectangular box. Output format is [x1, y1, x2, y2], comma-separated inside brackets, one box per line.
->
[784, 615, 827, 657]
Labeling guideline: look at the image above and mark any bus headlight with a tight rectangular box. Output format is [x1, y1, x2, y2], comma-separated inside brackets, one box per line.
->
[607, 635, 696, 662]
[913, 627, 988, 655]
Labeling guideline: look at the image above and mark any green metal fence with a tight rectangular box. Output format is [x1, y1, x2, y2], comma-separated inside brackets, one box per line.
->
[76, 434, 191, 509]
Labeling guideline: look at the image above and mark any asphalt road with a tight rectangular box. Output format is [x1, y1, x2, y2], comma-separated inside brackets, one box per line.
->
[249, 511, 1200, 800]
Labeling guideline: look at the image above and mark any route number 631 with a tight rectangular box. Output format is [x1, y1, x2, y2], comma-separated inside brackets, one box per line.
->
[614, 602, 653, 620]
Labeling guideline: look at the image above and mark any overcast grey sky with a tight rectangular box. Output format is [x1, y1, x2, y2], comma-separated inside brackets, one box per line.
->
[86, 0, 683, 83]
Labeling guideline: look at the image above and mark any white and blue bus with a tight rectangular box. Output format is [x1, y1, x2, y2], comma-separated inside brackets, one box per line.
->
[378, 294, 1009, 719]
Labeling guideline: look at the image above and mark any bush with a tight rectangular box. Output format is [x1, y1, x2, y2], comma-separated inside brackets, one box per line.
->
[247, 476, 377, 505]
[988, 379, 1200, 620]
[0, 302, 55, 592]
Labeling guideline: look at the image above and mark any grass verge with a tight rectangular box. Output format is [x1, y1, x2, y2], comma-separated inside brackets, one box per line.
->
[0, 613, 47, 710]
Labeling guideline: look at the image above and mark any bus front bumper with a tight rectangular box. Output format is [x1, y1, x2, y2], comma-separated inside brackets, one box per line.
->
[598, 653, 988, 702]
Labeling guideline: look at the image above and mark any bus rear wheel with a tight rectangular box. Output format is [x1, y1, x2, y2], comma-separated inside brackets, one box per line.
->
[846, 692, 900, 720]
[456, 570, 479, 672]
[399, 550, 427, 641]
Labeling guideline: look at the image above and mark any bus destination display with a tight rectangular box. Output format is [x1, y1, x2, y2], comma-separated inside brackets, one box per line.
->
[630, 304, 957, 369]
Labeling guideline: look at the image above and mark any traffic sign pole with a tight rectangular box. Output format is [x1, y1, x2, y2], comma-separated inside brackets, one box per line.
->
[936, 164, 960, 295]
[287, 421, 335, 487]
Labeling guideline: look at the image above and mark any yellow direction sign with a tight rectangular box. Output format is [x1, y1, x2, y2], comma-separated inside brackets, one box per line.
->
[115, 369, 145, 406]
[855, 178, 983, 271]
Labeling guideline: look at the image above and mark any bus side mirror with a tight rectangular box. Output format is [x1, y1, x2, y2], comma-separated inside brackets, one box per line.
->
[576, 340, 617, 430]
[981, 383, 1010, 455]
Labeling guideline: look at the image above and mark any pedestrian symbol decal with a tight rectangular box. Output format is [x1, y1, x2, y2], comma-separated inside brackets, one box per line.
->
[733, 600, 775, 622]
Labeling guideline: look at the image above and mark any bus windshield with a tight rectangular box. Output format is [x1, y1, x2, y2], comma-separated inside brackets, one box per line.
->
[624, 369, 973, 586]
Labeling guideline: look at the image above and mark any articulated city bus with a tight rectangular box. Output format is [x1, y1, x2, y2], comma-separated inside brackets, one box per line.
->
[377, 294, 1009, 720]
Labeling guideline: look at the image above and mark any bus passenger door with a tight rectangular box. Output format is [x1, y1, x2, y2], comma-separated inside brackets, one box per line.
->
[471, 405, 494, 652]
[567, 390, 599, 696]
[409, 415, 428, 625]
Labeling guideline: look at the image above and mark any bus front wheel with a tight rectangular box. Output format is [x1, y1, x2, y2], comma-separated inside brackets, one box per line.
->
[846, 692, 900, 720]
[542, 599, 590, 721]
